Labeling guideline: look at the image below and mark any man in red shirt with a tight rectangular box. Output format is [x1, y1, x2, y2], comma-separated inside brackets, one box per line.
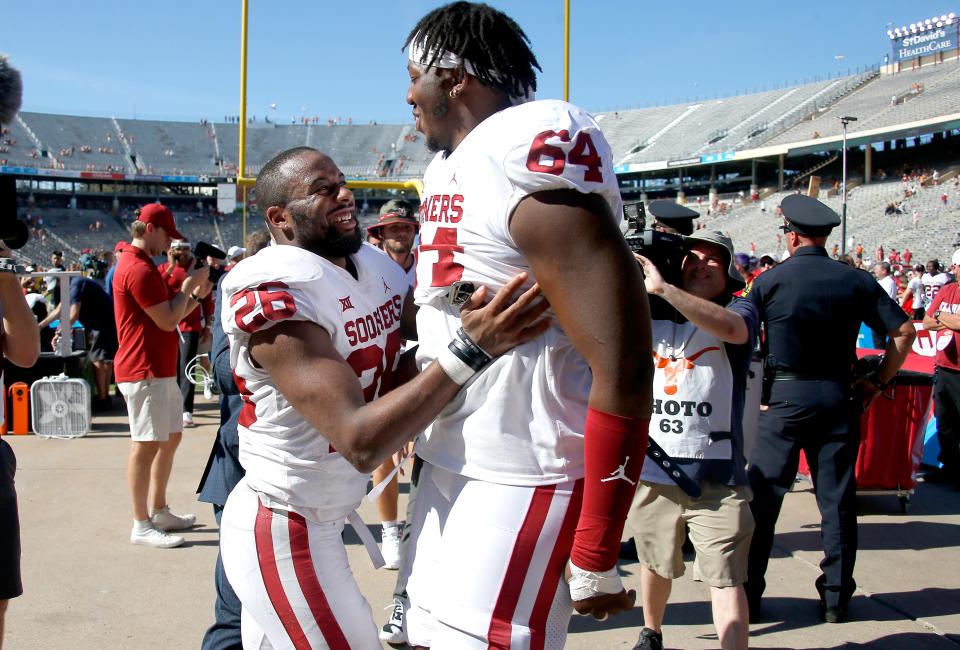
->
[924, 249, 960, 490]
[113, 204, 213, 548]
[158, 240, 215, 429]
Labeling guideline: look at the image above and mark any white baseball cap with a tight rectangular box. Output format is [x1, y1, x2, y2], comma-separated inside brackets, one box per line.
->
[951, 249, 960, 267]
[227, 245, 246, 259]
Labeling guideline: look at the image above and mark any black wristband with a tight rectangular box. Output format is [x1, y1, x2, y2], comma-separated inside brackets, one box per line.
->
[869, 372, 889, 391]
[448, 327, 493, 372]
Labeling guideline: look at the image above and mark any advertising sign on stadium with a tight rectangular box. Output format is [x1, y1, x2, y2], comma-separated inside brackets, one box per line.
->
[666, 156, 701, 168]
[700, 152, 736, 164]
[892, 27, 958, 62]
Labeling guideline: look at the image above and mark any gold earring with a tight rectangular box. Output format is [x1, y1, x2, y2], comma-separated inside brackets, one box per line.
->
[449, 88, 460, 99]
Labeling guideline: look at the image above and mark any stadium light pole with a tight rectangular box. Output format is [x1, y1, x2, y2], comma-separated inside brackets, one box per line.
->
[839, 115, 857, 255]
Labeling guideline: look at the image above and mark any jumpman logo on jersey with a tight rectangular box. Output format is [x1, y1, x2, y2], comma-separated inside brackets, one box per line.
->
[600, 457, 636, 485]
[449, 171, 460, 188]
[338, 296, 355, 312]
[382, 278, 391, 294]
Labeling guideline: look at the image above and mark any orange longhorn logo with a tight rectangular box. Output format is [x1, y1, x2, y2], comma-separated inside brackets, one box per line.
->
[653, 346, 720, 395]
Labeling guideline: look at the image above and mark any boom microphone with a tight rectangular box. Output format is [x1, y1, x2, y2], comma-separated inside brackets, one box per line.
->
[0, 54, 23, 125]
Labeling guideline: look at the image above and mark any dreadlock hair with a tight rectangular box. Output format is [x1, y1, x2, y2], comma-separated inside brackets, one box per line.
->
[404, 2, 541, 100]
[255, 146, 318, 214]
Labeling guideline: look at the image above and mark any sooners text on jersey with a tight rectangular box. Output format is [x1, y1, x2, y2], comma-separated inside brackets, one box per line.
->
[222, 243, 407, 520]
[413, 99, 623, 486]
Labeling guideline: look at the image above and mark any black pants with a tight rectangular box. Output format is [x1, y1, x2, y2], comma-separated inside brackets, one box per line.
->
[746, 379, 861, 610]
[177, 331, 201, 414]
[0, 439, 22, 600]
[200, 505, 242, 650]
[934, 367, 960, 478]
[392, 455, 422, 602]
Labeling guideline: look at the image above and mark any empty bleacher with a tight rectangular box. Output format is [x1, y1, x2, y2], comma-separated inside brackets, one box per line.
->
[765, 63, 960, 145]
[703, 177, 960, 263]
[17, 113, 129, 172]
[116, 119, 219, 175]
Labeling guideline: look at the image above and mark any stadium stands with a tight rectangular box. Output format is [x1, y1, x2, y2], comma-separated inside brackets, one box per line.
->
[5, 63, 956, 180]
[18, 113, 129, 172]
[705, 175, 960, 262]
[597, 72, 877, 165]
[764, 62, 960, 145]
[116, 118, 219, 175]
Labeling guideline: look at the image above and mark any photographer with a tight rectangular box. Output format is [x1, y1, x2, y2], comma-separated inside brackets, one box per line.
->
[0, 242, 41, 645]
[626, 231, 757, 650]
[159, 240, 214, 429]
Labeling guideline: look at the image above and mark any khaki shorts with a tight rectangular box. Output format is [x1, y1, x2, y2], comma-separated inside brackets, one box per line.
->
[627, 481, 754, 587]
[117, 377, 182, 442]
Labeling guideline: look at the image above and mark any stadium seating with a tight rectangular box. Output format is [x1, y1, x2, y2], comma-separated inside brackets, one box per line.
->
[705, 176, 960, 263]
[597, 72, 876, 165]
[115, 119, 219, 175]
[17, 113, 130, 172]
[6, 63, 957, 180]
[764, 63, 960, 145]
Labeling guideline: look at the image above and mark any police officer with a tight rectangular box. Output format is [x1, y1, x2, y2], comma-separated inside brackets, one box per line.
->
[744, 194, 915, 624]
[647, 199, 699, 236]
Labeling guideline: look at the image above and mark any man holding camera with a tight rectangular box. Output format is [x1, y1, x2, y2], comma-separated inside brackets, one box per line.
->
[159, 239, 215, 429]
[628, 231, 757, 650]
[113, 204, 213, 548]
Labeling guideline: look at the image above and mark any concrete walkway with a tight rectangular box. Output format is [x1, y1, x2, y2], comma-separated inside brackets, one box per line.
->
[4, 399, 960, 649]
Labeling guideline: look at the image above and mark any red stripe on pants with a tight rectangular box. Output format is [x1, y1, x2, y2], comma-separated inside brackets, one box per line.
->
[254, 502, 311, 650]
[487, 485, 557, 649]
[287, 511, 351, 650]
[528, 479, 583, 650]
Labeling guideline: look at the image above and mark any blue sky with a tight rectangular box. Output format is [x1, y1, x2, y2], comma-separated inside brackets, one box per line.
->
[3, 2, 952, 123]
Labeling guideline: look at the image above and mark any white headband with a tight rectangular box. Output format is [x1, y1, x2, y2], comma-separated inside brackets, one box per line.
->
[408, 38, 478, 76]
[407, 34, 533, 105]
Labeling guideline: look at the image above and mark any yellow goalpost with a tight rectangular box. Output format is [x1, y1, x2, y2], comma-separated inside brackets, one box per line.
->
[234, 0, 571, 242]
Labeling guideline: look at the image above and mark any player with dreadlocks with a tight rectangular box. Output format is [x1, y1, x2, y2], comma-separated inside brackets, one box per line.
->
[392, 2, 654, 648]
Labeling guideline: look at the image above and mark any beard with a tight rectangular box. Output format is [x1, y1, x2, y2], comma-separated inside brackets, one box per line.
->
[290, 205, 363, 260]
[424, 94, 451, 155]
[383, 238, 412, 258]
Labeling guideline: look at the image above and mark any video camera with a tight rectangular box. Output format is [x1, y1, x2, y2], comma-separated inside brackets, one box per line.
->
[0, 176, 30, 251]
[622, 200, 685, 286]
[192, 241, 227, 267]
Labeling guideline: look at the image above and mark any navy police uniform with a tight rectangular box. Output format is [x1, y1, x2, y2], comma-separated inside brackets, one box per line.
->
[744, 195, 908, 620]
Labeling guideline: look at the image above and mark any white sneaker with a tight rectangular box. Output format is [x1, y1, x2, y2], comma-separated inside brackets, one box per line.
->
[379, 598, 407, 644]
[131, 524, 184, 548]
[182, 412, 195, 428]
[203, 379, 214, 401]
[151, 506, 197, 531]
[381, 524, 402, 570]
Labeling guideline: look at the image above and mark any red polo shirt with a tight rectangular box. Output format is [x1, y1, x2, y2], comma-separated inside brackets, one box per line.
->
[112, 245, 178, 381]
[158, 262, 214, 333]
[929, 282, 960, 372]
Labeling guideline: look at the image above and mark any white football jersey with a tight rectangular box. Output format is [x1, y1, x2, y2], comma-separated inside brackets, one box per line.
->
[413, 99, 623, 486]
[922, 272, 951, 309]
[222, 243, 407, 520]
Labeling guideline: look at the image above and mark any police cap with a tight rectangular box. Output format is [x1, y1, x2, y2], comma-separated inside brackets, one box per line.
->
[779, 194, 840, 237]
[647, 200, 699, 236]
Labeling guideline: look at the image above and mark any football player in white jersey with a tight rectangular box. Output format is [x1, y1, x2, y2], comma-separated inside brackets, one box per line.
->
[219, 146, 549, 649]
[397, 3, 654, 648]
